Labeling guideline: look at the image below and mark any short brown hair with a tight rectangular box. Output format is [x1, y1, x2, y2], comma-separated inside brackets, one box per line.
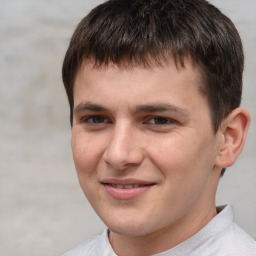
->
[62, 0, 244, 132]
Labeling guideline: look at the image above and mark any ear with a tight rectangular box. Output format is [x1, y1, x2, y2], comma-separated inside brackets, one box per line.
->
[215, 108, 250, 168]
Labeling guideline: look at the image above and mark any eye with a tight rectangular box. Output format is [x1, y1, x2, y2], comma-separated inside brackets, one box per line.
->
[85, 116, 108, 123]
[148, 117, 175, 125]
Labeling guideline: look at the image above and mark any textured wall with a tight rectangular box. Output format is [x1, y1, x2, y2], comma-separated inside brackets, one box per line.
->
[0, 0, 255, 255]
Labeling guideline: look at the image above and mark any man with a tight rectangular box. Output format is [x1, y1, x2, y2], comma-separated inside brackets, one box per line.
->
[62, 0, 255, 255]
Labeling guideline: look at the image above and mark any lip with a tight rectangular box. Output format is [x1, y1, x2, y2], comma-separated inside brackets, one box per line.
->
[101, 178, 156, 200]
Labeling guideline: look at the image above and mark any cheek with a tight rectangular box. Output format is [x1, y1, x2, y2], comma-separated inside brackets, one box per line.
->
[71, 132, 106, 201]
[152, 135, 216, 215]
[71, 132, 105, 176]
[151, 132, 215, 180]
[150, 135, 191, 171]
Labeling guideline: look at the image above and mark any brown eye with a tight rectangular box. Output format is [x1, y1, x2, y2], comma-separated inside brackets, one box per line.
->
[149, 117, 174, 125]
[87, 116, 107, 123]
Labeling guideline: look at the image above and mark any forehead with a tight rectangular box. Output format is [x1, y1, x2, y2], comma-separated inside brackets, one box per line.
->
[73, 58, 210, 117]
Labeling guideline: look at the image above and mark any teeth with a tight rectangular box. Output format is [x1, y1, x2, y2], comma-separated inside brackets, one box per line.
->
[124, 185, 133, 189]
[112, 184, 141, 189]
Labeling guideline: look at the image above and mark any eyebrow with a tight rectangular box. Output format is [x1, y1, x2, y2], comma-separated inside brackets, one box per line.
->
[74, 102, 109, 114]
[74, 102, 190, 116]
[135, 103, 190, 116]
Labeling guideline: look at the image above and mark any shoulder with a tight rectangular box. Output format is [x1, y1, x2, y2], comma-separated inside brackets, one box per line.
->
[62, 229, 114, 256]
[186, 205, 256, 256]
[218, 222, 256, 256]
[186, 222, 256, 256]
[211, 205, 256, 255]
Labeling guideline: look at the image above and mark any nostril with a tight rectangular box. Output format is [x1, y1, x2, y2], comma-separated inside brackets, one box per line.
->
[103, 151, 144, 171]
[102, 127, 144, 169]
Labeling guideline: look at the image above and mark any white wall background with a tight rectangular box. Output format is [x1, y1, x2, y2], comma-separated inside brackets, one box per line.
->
[0, 0, 255, 255]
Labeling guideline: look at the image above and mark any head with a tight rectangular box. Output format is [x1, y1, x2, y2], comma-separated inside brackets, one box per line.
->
[62, 1, 250, 253]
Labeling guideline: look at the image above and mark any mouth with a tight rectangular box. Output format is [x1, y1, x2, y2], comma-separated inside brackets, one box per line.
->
[101, 180, 156, 200]
[104, 183, 153, 189]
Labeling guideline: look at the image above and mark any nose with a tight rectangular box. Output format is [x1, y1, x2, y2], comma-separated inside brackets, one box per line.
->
[103, 123, 144, 171]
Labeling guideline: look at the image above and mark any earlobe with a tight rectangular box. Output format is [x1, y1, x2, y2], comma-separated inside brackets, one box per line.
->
[215, 108, 250, 168]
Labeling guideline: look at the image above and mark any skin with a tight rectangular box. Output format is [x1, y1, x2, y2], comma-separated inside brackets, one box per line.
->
[71, 59, 248, 256]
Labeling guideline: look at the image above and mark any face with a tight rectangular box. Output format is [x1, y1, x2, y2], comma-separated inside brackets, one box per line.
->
[71, 60, 222, 240]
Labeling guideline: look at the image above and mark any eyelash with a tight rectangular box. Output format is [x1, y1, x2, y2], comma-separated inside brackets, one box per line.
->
[147, 116, 175, 126]
[83, 116, 110, 124]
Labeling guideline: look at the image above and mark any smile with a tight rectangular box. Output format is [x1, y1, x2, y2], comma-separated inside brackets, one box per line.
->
[108, 184, 151, 189]
[102, 182, 155, 200]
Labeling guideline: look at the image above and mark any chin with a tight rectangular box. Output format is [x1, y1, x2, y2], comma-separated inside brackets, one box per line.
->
[109, 224, 149, 237]
[103, 214, 158, 237]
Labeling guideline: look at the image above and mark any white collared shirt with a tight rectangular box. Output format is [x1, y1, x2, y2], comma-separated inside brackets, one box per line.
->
[63, 205, 256, 256]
